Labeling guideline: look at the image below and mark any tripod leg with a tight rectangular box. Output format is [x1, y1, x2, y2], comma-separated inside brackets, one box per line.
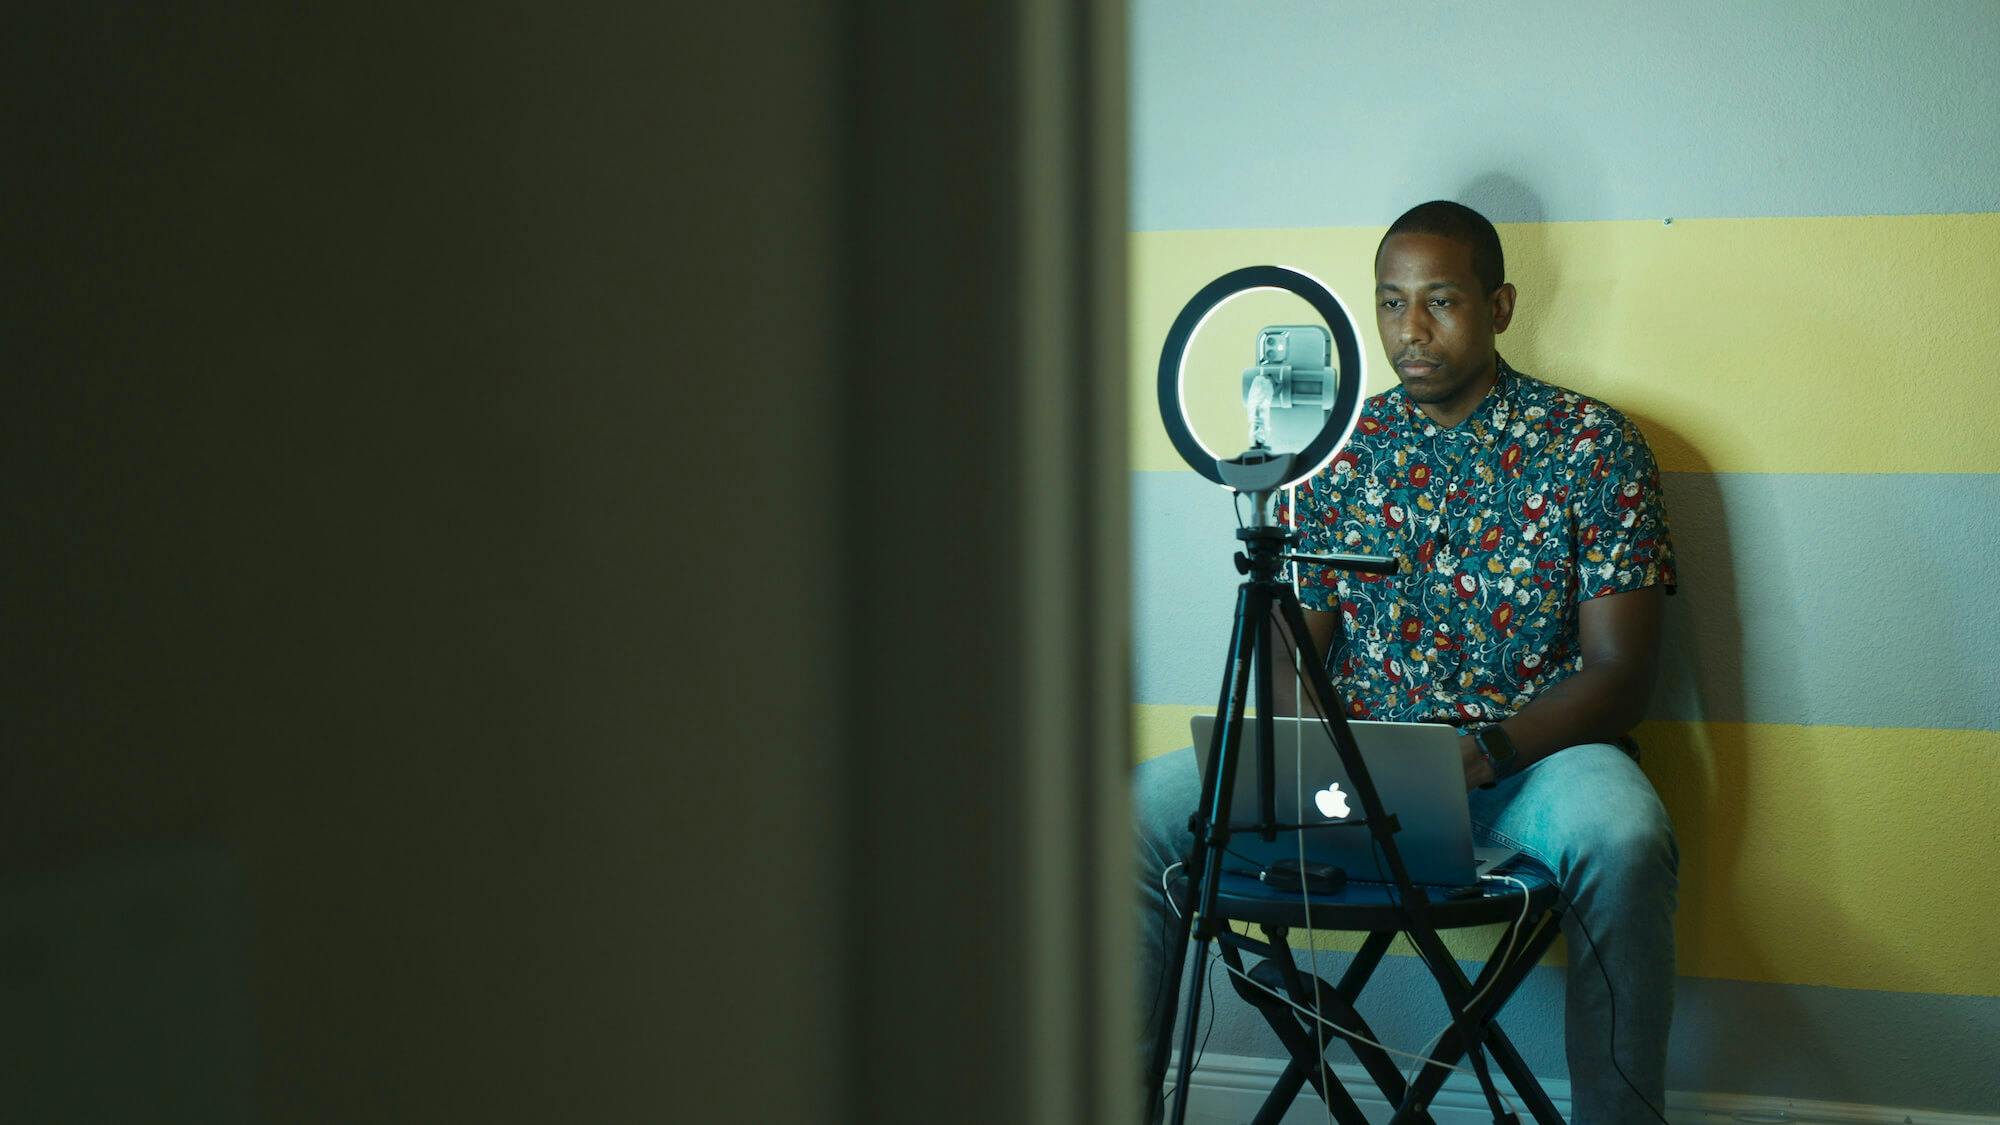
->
[1253, 592, 1278, 842]
[1148, 582, 1261, 1125]
[1466, 1043, 1510, 1123]
[1164, 582, 1271, 1125]
[1485, 1023, 1564, 1125]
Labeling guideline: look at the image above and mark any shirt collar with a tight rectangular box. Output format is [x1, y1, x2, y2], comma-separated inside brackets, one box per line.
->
[1396, 356, 1517, 447]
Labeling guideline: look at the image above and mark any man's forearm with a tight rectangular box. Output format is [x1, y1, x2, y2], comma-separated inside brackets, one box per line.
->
[1266, 652, 1331, 719]
[1495, 658, 1654, 768]
[1265, 606, 1338, 718]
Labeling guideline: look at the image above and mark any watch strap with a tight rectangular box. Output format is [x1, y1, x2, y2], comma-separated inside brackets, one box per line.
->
[1473, 724, 1519, 784]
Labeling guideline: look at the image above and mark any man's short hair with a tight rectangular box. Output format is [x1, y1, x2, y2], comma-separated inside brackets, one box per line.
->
[1379, 201, 1505, 295]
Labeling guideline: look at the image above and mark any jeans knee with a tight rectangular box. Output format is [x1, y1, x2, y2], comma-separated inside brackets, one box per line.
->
[1132, 747, 1198, 878]
[1592, 814, 1679, 894]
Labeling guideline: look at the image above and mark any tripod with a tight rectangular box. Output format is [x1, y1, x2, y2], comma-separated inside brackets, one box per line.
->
[1143, 486, 1433, 1125]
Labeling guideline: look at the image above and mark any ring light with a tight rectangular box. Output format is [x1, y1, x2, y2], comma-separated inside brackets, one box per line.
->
[1155, 265, 1368, 492]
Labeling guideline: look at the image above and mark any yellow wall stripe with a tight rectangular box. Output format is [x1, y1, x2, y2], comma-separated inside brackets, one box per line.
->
[1129, 213, 2000, 476]
[1135, 705, 2000, 997]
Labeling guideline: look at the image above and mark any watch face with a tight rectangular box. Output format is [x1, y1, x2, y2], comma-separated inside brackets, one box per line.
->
[1479, 727, 1516, 764]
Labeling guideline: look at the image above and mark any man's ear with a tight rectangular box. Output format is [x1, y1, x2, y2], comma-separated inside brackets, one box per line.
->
[1490, 281, 1516, 334]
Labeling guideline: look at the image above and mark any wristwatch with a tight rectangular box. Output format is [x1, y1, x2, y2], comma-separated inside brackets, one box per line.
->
[1470, 724, 1519, 788]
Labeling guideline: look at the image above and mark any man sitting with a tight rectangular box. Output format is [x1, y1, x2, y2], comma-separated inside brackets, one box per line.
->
[1136, 200, 1679, 1124]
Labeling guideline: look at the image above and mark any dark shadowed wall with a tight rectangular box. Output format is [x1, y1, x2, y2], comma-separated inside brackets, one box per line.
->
[2, 3, 1128, 1121]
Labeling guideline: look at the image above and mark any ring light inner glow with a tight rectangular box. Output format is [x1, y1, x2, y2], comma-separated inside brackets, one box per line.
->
[1174, 286, 1295, 467]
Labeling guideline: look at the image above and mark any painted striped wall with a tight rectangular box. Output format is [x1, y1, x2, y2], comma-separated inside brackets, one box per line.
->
[1130, 1, 2000, 1113]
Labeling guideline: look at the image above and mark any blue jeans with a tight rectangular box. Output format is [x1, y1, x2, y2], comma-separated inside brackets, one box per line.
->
[1134, 742, 1677, 1124]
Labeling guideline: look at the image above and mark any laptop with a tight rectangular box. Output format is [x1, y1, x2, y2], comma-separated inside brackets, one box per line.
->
[1189, 715, 1520, 888]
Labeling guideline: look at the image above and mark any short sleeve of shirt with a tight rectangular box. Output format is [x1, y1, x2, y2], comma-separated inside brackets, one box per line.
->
[1570, 413, 1676, 600]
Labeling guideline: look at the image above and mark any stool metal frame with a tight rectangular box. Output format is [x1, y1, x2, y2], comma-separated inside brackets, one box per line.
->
[1204, 868, 1567, 1125]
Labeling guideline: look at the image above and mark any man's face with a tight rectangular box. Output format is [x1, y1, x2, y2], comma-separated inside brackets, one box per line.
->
[1374, 233, 1514, 423]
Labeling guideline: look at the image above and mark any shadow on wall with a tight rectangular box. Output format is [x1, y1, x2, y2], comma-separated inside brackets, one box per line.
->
[1451, 171, 1847, 1082]
[1458, 171, 1559, 229]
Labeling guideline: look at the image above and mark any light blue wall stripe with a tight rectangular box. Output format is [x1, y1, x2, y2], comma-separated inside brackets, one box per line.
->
[1132, 470, 2000, 732]
[1176, 953, 2000, 1112]
[1132, 0, 2000, 230]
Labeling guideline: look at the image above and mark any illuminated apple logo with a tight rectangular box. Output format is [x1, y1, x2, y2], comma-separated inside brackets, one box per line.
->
[1314, 782, 1351, 819]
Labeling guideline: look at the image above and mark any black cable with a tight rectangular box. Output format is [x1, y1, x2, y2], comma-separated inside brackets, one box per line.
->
[1145, 841, 1287, 1034]
[1197, 953, 1219, 1076]
[1141, 867, 1179, 1065]
[1272, 624, 1670, 1125]
[1224, 843, 1269, 870]
[1148, 853, 1239, 1118]
[1160, 944, 1219, 1106]
[1551, 883, 1672, 1125]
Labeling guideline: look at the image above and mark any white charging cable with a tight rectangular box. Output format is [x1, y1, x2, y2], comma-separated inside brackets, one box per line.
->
[1395, 872, 1531, 1113]
[1283, 482, 1335, 1125]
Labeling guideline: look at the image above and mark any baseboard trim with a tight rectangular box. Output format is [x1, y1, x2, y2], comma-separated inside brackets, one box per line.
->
[1168, 1052, 1997, 1125]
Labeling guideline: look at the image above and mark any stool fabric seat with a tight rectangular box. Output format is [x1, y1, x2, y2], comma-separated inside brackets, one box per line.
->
[1207, 863, 1558, 930]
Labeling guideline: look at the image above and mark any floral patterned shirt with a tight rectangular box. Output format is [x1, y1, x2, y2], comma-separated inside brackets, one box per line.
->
[1288, 360, 1675, 725]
